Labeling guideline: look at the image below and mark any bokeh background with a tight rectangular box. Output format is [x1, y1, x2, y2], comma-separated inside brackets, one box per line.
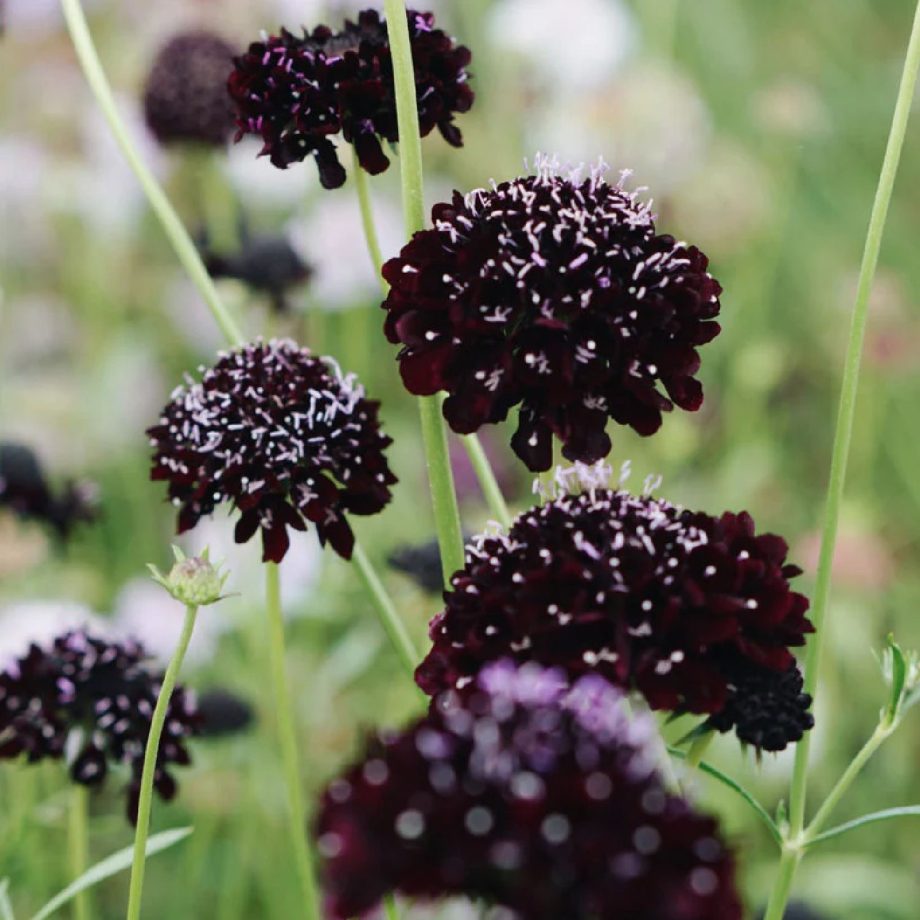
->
[2, 1, 920, 917]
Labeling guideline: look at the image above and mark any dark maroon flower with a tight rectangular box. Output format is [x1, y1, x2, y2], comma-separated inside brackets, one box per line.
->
[416, 469, 813, 749]
[0, 631, 198, 824]
[143, 31, 237, 147]
[229, 9, 473, 188]
[382, 158, 722, 472]
[317, 661, 742, 920]
[147, 339, 396, 562]
[196, 688, 255, 738]
[0, 442, 98, 539]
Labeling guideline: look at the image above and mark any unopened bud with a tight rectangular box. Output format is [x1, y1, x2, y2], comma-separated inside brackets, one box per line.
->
[149, 546, 228, 607]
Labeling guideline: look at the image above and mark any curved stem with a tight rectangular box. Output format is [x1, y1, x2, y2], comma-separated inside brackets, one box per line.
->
[59, 0, 245, 348]
[352, 541, 421, 678]
[67, 786, 90, 920]
[382, 0, 465, 582]
[264, 563, 321, 919]
[460, 433, 513, 529]
[788, 0, 920, 837]
[126, 604, 198, 920]
[353, 150, 385, 286]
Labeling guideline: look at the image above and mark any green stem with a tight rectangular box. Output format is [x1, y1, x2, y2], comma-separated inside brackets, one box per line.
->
[383, 895, 400, 920]
[352, 541, 421, 678]
[353, 150, 385, 286]
[67, 785, 90, 920]
[684, 731, 714, 769]
[788, 0, 920, 838]
[59, 0, 245, 348]
[126, 604, 198, 920]
[264, 563, 321, 919]
[762, 847, 802, 920]
[382, 0, 465, 583]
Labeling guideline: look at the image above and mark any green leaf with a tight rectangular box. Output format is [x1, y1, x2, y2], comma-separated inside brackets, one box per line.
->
[667, 746, 783, 847]
[29, 827, 192, 920]
[806, 805, 920, 848]
[885, 634, 907, 722]
[0, 880, 16, 920]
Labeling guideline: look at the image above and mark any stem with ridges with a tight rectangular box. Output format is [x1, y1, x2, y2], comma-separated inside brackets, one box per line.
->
[265, 562, 321, 919]
[125, 604, 198, 920]
[382, 0, 465, 581]
[68, 785, 90, 920]
[59, 0, 245, 348]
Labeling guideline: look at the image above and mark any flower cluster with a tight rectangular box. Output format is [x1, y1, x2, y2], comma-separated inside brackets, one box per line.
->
[147, 339, 396, 562]
[0, 631, 198, 823]
[143, 31, 238, 147]
[317, 661, 741, 919]
[416, 470, 813, 750]
[228, 9, 473, 188]
[382, 158, 722, 471]
[0, 442, 97, 539]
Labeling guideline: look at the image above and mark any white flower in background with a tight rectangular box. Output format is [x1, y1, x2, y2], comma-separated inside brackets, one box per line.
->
[289, 189, 403, 310]
[489, 0, 637, 90]
[0, 600, 105, 670]
[226, 138, 314, 209]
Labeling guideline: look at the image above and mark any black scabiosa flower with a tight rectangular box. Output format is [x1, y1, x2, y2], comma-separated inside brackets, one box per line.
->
[416, 466, 813, 750]
[0, 442, 97, 539]
[0, 631, 198, 824]
[317, 660, 741, 920]
[147, 339, 396, 563]
[143, 31, 238, 148]
[196, 688, 255, 738]
[228, 9, 473, 188]
[382, 157, 722, 472]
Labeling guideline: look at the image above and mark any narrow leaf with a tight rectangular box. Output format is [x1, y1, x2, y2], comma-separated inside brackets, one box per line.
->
[667, 746, 783, 847]
[30, 827, 192, 920]
[885, 635, 907, 721]
[806, 805, 920, 848]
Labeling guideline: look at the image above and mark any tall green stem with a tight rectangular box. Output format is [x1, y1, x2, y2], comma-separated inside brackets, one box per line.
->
[264, 563, 321, 919]
[767, 2, 920, 915]
[59, 0, 245, 348]
[67, 786, 90, 920]
[352, 541, 421, 678]
[126, 605, 198, 920]
[353, 151, 385, 282]
[382, 0, 465, 581]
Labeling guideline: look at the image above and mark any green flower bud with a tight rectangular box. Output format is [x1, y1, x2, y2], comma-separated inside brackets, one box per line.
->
[148, 546, 228, 607]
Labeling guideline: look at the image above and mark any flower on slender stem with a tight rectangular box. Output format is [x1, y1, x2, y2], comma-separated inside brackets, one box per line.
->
[0, 442, 98, 539]
[416, 465, 813, 751]
[0, 630, 198, 823]
[228, 9, 473, 188]
[143, 31, 238, 148]
[147, 339, 396, 562]
[382, 156, 722, 472]
[317, 660, 741, 919]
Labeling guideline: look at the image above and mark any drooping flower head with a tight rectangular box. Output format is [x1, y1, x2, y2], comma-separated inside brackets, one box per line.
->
[317, 661, 741, 919]
[143, 31, 238, 147]
[382, 157, 722, 472]
[229, 9, 473, 188]
[416, 464, 813, 751]
[0, 630, 198, 823]
[148, 339, 396, 562]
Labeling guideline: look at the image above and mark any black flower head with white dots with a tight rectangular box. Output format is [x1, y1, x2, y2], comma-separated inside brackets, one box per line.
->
[416, 464, 814, 751]
[316, 660, 742, 920]
[382, 156, 722, 472]
[147, 339, 397, 562]
[0, 631, 198, 824]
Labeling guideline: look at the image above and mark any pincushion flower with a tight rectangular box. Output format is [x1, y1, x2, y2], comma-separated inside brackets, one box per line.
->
[317, 661, 741, 919]
[382, 157, 722, 472]
[147, 339, 396, 563]
[416, 466, 813, 751]
[0, 630, 198, 823]
[228, 9, 473, 188]
[143, 31, 237, 148]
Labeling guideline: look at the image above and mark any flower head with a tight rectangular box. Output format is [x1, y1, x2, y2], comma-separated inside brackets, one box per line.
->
[143, 31, 237, 147]
[382, 158, 722, 472]
[149, 546, 229, 608]
[147, 339, 396, 562]
[228, 9, 473, 188]
[317, 661, 741, 919]
[416, 467, 813, 748]
[0, 630, 198, 823]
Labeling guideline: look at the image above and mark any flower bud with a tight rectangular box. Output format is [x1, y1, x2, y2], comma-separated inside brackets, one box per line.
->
[149, 547, 228, 607]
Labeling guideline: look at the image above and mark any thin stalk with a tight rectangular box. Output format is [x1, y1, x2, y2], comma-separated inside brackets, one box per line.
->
[352, 541, 421, 678]
[67, 785, 90, 920]
[762, 848, 802, 920]
[788, 0, 920, 836]
[382, 0, 465, 581]
[264, 563, 321, 919]
[383, 895, 401, 920]
[126, 604, 198, 920]
[353, 150, 385, 282]
[59, 0, 245, 348]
